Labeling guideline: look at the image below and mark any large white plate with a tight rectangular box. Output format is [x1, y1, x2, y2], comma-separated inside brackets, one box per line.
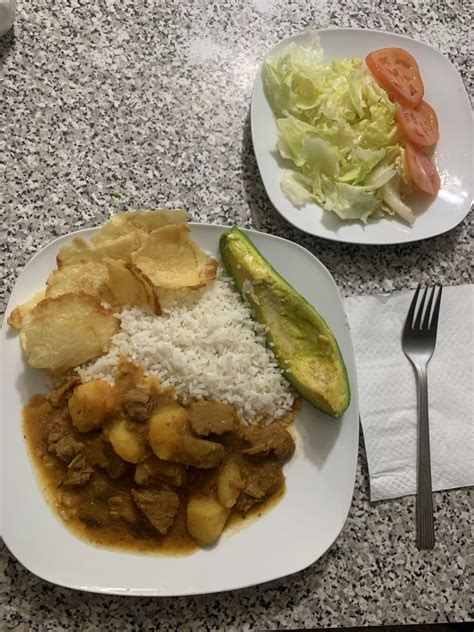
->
[251, 28, 473, 245]
[1, 223, 359, 596]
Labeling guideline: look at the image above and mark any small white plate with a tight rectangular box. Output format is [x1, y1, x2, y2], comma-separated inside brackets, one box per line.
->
[1, 224, 359, 596]
[251, 28, 473, 245]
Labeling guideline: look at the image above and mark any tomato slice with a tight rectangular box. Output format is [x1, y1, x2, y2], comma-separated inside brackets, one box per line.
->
[366, 48, 424, 107]
[396, 100, 439, 147]
[405, 142, 440, 195]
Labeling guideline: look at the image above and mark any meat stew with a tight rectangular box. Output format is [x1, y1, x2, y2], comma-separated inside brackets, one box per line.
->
[23, 359, 297, 555]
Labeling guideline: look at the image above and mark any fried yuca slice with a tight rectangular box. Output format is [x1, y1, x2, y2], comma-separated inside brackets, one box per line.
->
[7, 290, 46, 330]
[55, 237, 94, 267]
[57, 210, 188, 267]
[120, 209, 187, 232]
[20, 293, 120, 371]
[56, 231, 146, 267]
[45, 261, 112, 301]
[103, 258, 161, 314]
[90, 214, 140, 245]
[91, 210, 187, 245]
[91, 230, 146, 261]
[131, 224, 218, 290]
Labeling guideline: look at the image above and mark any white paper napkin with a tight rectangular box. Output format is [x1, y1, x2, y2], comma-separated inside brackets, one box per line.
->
[344, 284, 474, 502]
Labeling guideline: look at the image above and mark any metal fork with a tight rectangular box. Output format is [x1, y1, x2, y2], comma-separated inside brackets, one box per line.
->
[402, 285, 443, 550]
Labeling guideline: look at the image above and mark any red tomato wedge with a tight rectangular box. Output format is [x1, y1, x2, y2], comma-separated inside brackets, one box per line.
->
[406, 142, 440, 195]
[366, 48, 424, 107]
[396, 100, 439, 147]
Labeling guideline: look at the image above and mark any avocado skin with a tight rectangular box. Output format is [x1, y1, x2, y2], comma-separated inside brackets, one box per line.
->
[219, 227, 350, 418]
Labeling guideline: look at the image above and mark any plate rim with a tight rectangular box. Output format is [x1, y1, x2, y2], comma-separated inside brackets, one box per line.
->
[1, 222, 360, 596]
[251, 26, 473, 246]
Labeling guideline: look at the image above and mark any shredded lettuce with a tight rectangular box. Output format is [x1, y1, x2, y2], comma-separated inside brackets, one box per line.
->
[263, 31, 414, 224]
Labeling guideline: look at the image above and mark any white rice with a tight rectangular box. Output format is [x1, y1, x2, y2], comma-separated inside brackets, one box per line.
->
[77, 276, 295, 423]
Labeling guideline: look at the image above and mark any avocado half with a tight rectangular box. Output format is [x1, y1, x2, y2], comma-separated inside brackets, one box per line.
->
[219, 227, 350, 418]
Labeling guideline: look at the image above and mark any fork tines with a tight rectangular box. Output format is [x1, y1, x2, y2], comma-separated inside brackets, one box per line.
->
[404, 285, 443, 333]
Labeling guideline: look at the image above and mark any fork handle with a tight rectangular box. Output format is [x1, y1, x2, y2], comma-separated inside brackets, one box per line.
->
[415, 364, 435, 549]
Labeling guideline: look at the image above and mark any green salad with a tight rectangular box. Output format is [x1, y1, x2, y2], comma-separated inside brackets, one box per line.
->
[263, 32, 415, 224]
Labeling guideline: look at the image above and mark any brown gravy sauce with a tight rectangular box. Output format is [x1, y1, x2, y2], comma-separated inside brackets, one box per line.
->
[23, 395, 287, 557]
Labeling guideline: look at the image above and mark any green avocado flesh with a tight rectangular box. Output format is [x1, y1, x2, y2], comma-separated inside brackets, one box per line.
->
[219, 227, 350, 418]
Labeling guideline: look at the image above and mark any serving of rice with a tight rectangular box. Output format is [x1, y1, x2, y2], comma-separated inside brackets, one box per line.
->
[78, 275, 295, 423]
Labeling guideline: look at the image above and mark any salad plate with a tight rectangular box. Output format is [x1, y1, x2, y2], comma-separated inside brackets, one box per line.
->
[1, 223, 359, 596]
[251, 28, 472, 245]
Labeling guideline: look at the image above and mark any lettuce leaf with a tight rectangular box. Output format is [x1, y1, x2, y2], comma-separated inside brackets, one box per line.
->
[263, 31, 413, 224]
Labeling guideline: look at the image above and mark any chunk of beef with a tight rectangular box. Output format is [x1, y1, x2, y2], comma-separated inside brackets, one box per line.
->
[62, 453, 94, 487]
[84, 435, 128, 479]
[123, 384, 155, 422]
[131, 488, 180, 535]
[235, 457, 284, 513]
[115, 358, 144, 392]
[47, 372, 81, 408]
[86, 472, 117, 500]
[188, 400, 235, 436]
[171, 436, 225, 469]
[242, 422, 295, 462]
[107, 493, 141, 525]
[78, 499, 110, 528]
[134, 457, 187, 487]
[47, 409, 84, 463]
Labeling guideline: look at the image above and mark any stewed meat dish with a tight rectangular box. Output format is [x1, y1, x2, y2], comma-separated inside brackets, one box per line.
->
[24, 359, 296, 554]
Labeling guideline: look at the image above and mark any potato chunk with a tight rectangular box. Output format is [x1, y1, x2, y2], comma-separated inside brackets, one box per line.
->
[217, 462, 243, 509]
[68, 380, 119, 433]
[148, 404, 188, 461]
[188, 400, 235, 436]
[148, 405, 224, 469]
[187, 496, 231, 545]
[108, 418, 147, 464]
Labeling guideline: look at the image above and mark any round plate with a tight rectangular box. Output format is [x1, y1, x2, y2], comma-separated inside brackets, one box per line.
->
[251, 28, 473, 245]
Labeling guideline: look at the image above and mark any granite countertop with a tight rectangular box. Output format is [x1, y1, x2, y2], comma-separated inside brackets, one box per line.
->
[1, 1, 472, 629]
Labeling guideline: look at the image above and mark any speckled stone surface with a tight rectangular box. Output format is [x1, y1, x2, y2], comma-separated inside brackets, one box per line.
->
[1, 0, 472, 629]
